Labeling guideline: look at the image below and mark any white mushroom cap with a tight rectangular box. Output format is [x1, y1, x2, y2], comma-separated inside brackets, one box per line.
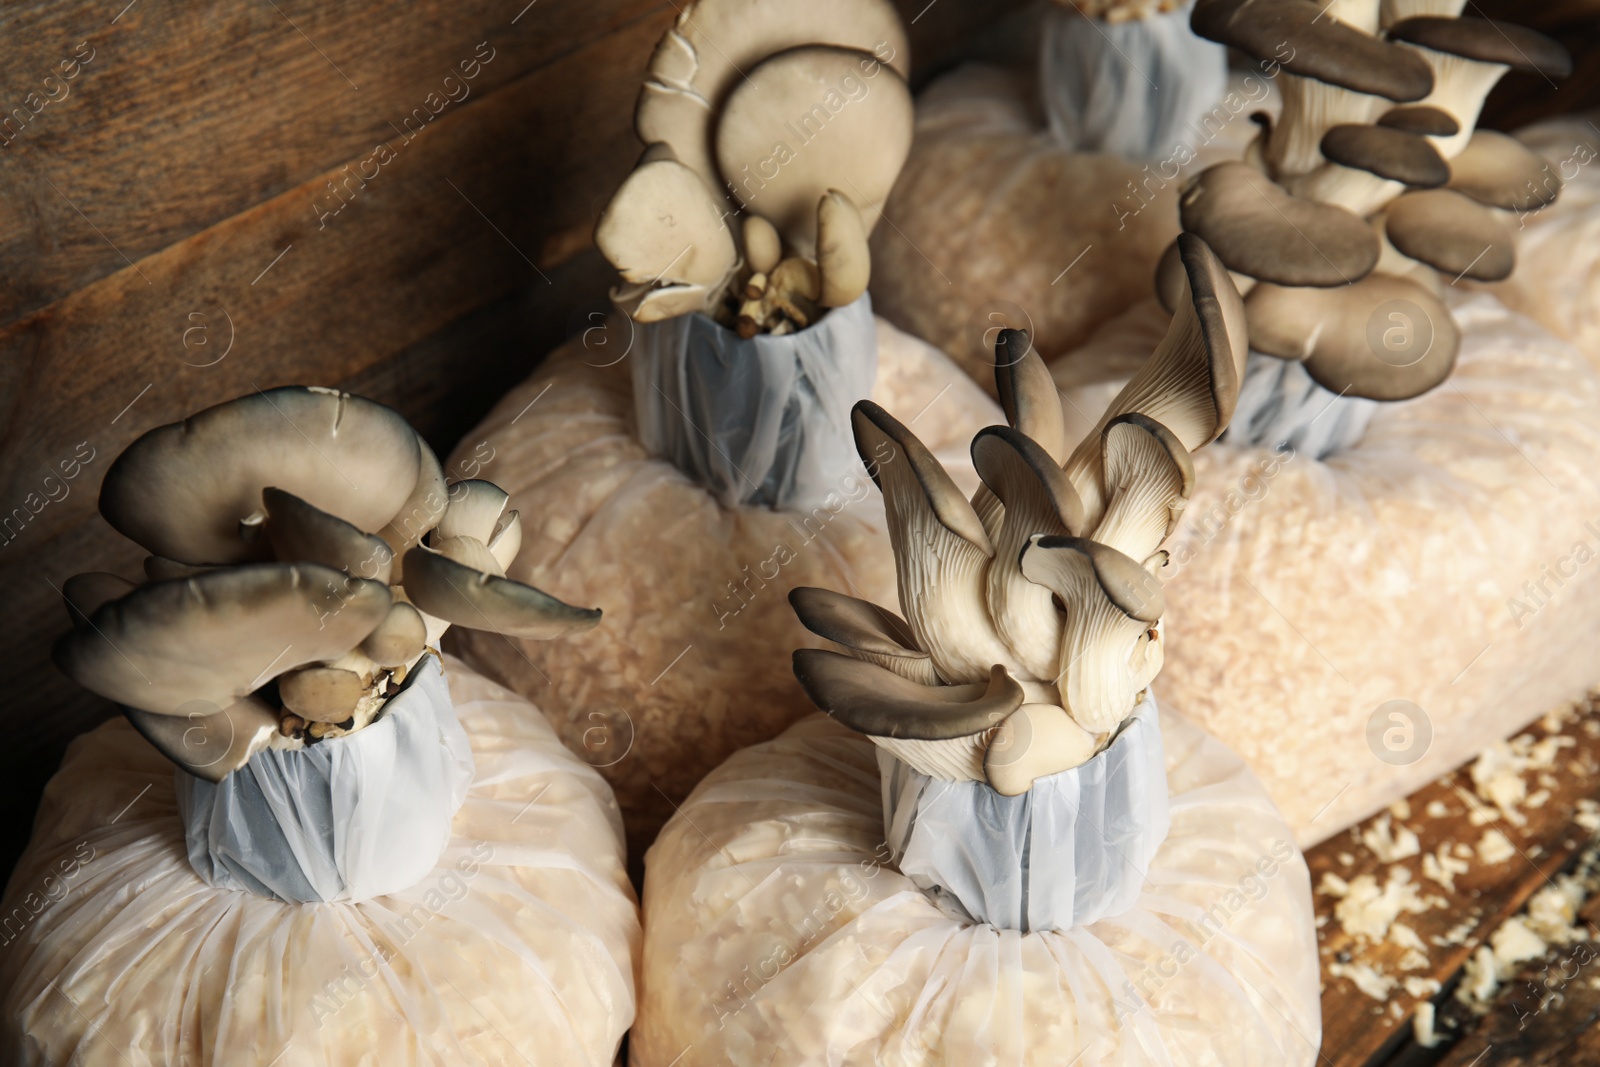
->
[635, 0, 910, 211]
[437, 480, 511, 544]
[984, 703, 1101, 797]
[99, 387, 422, 566]
[400, 545, 601, 641]
[816, 190, 871, 308]
[715, 46, 913, 255]
[360, 600, 429, 668]
[124, 695, 281, 783]
[596, 157, 738, 291]
[742, 214, 783, 275]
[54, 562, 391, 717]
[1020, 535, 1164, 734]
[851, 400, 1018, 684]
[789, 586, 937, 685]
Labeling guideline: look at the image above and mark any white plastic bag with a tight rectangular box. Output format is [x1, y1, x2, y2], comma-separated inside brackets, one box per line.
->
[1040, 3, 1227, 160]
[632, 294, 878, 511]
[178, 654, 474, 904]
[867, 62, 1261, 385]
[450, 315, 1001, 856]
[0, 657, 638, 1067]
[1053, 291, 1600, 844]
[633, 709, 1321, 1066]
[882, 697, 1168, 933]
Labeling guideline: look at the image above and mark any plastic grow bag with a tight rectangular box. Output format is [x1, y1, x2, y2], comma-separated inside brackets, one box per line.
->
[449, 312, 1001, 858]
[632, 293, 877, 511]
[631, 709, 1321, 1066]
[1488, 115, 1600, 371]
[1051, 290, 1600, 845]
[866, 62, 1258, 387]
[883, 697, 1169, 934]
[0, 657, 638, 1067]
[178, 654, 474, 904]
[1039, 2, 1227, 161]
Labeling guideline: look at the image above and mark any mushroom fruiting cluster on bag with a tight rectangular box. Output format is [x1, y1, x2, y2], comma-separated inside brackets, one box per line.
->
[595, 0, 913, 332]
[1171, 0, 1571, 405]
[791, 234, 1247, 794]
[53, 386, 601, 781]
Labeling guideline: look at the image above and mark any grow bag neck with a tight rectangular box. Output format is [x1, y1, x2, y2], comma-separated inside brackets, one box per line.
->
[880, 696, 1170, 933]
[1222, 351, 1378, 458]
[175, 653, 475, 904]
[631, 293, 879, 512]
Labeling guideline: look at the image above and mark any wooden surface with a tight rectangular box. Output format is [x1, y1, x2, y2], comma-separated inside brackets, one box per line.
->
[0, 0, 1031, 878]
[1311, 690, 1600, 1066]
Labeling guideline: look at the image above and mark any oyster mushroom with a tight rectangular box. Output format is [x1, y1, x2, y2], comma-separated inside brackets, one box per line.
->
[1244, 272, 1460, 399]
[1019, 535, 1165, 734]
[1446, 130, 1563, 212]
[54, 562, 391, 718]
[788, 240, 1236, 794]
[1191, 0, 1434, 176]
[1180, 162, 1380, 287]
[124, 696, 282, 783]
[1388, 16, 1572, 158]
[98, 386, 421, 566]
[1062, 232, 1246, 526]
[1386, 187, 1515, 281]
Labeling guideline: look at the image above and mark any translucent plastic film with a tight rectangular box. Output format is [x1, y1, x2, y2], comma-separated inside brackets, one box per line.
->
[634, 711, 1321, 1066]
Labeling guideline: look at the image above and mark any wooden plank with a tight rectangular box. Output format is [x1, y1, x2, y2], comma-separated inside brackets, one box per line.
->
[0, 0, 1029, 328]
[1310, 691, 1600, 1066]
[0, 0, 662, 325]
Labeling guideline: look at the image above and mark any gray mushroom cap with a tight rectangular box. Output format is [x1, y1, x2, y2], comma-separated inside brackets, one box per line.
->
[1320, 124, 1449, 187]
[1386, 188, 1515, 281]
[1180, 162, 1380, 287]
[792, 651, 1023, 741]
[1447, 130, 1563, 211]
[100, 387, 422, 566]
[788, 587, 937, 685]
[1387, 17, 1572, 78]
[125, 696, 281, 783]
[1245, 273, 1460, 400]
[54, 562, 391, 717]
[400, 546, 601, 641]
[1376, 105, 1460, 137]
[62, 572, 137, 629]
[1191, 0, 1435, 100]
[263, 487, 394, 583]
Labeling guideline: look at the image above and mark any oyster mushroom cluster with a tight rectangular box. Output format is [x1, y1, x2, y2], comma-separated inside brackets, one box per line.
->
[1168, 0, 1570, 400]
[790, 235, 1247, 795]
[55, 387, 600, 781]
[594, 0, 914, 332]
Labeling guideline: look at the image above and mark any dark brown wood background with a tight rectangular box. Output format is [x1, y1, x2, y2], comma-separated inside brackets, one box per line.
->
[0, 0, 1595, 886]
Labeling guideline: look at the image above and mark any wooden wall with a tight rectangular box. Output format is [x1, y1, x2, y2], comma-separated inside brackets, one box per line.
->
[0, 0, 1029, 876]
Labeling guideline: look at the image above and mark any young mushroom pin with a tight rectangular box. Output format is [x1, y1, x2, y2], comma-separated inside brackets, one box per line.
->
[790, 236, 1243, 795]
[55, 387, 600, 781]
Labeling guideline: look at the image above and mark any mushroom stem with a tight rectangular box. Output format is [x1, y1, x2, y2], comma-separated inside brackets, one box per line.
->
[1399, 47, 1508, 160]
[1267, 75, 1384, 178]
[1284, 162, 1406, 217]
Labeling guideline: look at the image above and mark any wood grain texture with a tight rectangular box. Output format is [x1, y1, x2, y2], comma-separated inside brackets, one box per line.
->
[1309, 693, 1600, 1066]
[0, 0, 1034, 879]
